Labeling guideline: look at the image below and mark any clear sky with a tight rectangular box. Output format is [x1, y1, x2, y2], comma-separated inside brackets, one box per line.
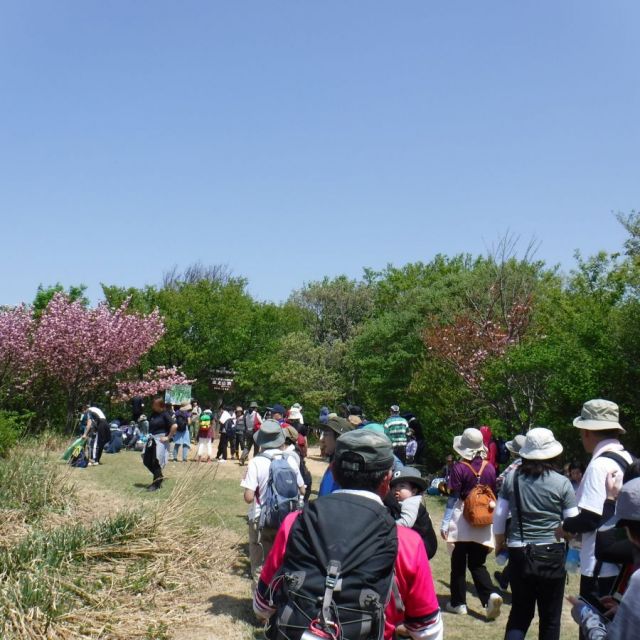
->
[1, 1, 638, 306]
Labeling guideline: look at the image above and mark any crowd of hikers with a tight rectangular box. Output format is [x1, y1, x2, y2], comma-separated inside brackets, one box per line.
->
[65, 397, 639, 640]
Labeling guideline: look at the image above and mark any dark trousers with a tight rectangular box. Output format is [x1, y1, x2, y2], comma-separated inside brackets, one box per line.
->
[450, 541, 494, 607]
[394, 445, 407, 465]
[578, 574, 617, 640]
[505, 546, 566, 640]
[216, 433, 228, 459]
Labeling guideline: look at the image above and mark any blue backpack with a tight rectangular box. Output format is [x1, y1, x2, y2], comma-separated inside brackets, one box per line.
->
[258, 452, 300, 530]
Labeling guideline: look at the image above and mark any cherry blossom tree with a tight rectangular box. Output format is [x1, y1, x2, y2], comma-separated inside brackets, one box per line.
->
[115, 365, 194, 402]
[0, 305, 35, 393]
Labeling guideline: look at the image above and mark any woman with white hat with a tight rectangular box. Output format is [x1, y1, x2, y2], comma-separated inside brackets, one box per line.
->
[441, 427, 503, 620]
[494, 427, 578, 640]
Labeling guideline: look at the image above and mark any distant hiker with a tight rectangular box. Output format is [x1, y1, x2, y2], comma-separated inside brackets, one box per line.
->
[384, 404, 409, 464]
[240, 420, 305, 590]
[406, 429, 418, 464]
[215, 406, 233, 462]
[190, 400, 202, 441]
[231, 406, 245, 460]
[318, 416, 354, 496]
[195, 408, 214, 462]
[172, 401, 192, 462]
[143, 396, 178, 491]
[284, 424, 312, 502]
[480, 425, 499, 472]
[240, 401, 263, 464]
[82, 406, 110, 466]
[253, 429, 443, 640]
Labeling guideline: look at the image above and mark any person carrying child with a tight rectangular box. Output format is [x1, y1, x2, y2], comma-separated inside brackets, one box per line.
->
[385, 466, 438, 559]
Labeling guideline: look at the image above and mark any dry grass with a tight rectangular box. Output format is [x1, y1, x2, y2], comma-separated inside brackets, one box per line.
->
[0, 455, 243, 640]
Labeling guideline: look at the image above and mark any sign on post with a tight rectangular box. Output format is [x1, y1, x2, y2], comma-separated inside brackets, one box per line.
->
[164, 384, 192, 406]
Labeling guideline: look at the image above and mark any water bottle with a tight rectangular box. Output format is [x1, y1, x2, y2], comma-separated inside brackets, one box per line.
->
[565, 540, 581, 574]
[496, 549, 509, 566]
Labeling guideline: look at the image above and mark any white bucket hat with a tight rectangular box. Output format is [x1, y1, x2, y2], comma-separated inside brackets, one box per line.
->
[453, 428, 487, 461]
[573, 399, 625, 433]
[519, 427, 563, 461]
[506, 434, 527, 456]
[288, 407, 303, 421]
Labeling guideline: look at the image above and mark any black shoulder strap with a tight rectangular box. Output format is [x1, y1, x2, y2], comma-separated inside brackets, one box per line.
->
[599, 451, 633, 472]
[513, 470, 525, 543]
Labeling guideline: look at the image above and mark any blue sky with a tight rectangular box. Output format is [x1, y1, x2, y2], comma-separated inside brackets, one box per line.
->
[1, 1, 638, 306]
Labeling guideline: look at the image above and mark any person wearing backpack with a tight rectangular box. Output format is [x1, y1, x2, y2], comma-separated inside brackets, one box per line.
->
[172, 401, 192, 462]
[440, 427, 503, 620]
[557, 400, 634, 624]
[568, 476, 640, 640]
[253, 429, 443, 640]
[241, 419, 305, 590]
[494, 428, 578, 640]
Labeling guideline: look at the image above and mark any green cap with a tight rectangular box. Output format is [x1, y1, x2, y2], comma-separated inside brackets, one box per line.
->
[324, 416, 353, 437]
[334, 429, 394, 473]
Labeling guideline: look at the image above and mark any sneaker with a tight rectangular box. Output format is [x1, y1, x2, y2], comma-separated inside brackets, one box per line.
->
[218, 459, 226, 464]
[445, 602, 468, 615]
[146, 483, 159, 492]
[486, 593, 503, 620]
[494, 570, 509, 591]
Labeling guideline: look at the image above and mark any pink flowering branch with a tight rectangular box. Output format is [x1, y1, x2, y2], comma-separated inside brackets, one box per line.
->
[114, 366, 195, 402]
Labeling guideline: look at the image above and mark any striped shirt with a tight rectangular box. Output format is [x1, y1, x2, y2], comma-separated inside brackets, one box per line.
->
[384, 415, 409, 447]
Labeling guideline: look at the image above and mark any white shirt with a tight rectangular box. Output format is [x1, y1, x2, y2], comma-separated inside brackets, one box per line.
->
[219, 410, 232, 425]
[576, 439, 633, 577]
[240, 449, 304, 520]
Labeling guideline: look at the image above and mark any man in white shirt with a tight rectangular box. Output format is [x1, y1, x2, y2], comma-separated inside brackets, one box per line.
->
[559, 399, 634, 615]
[240, 419, 305, 590]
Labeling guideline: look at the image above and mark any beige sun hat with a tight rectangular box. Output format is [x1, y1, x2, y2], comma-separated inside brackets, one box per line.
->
[519, 427, 563, 461]
[506, 434, 527, 456]
[573, 399, 625, 433]
[453, 428, 487, 461]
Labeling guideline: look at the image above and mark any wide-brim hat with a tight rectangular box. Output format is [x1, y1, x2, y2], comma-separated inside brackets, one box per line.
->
[453, 428, 487, 460]
[288, 407, 303, 421]
[249, 401, 259, 409]
[573, 399, 625, 433]
[253, 419, 285, 450]
[390, 466, 428, 492]
[323, 416, 353, 437]
[519, 427, 563, 461]
[506, 434, 527, 455]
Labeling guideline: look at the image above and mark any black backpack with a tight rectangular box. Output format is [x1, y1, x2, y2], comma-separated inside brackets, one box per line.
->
[175, 411, 189, 433]
[266, 493, 398, 640]
[497, 437, 510, 465]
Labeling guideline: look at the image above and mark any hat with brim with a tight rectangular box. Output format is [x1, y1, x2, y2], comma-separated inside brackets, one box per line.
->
[253, 419, 285, 450]
[390, 466, 428, 492]
[453, 428, 487, 461]
[573, 399, 625, 433]
[179, 402, 192, 412]
[323, 416, 353, 437]
[334, 429, 394, 473]
[249, 401, 259, 409]
[519, 427, 563, 460]
[506, 435, 527, 456]
[288, 407, 303, 422]
[283, 425, 299, 442]
[615, 477, 640, 528]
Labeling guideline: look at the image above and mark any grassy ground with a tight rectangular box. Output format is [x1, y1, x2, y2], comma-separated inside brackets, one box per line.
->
[72, 446, 581, 640]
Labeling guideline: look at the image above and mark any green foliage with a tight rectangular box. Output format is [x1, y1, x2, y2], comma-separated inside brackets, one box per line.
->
[0, 410, 32, 457]
[32, 282, 88, 317]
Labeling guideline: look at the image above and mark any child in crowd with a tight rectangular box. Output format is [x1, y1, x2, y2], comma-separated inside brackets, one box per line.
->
[195, 411, 213, 462]
[386, 466, 437, 559]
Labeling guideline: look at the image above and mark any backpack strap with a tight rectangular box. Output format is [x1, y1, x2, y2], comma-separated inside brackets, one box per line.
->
[513, 470, 526, 543]
[599, 451, 633, 472]
[461, 459, 488, 483]
[321, 560, 341, 626]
